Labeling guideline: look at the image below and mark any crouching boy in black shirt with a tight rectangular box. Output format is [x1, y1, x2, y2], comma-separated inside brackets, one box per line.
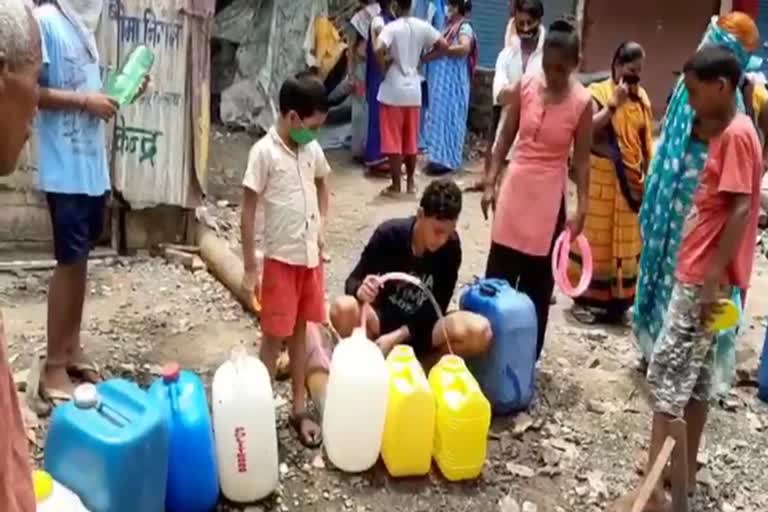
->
[329, 179, 491, 363]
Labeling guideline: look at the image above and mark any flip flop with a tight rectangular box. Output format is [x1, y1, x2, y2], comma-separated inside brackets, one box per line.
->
[290, 411, 322, 449]
[44, 387, 74, 406]
[379, 185, 403, 198]
[275, 350, 291, 381]
[569, 305, 598, 325]
[27, 355, 71, 412]
[464, 181, 485, 192]
[67, 360, 102, 384]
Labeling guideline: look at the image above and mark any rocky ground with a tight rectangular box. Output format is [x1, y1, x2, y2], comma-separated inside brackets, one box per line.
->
[3, 129, 768, 512]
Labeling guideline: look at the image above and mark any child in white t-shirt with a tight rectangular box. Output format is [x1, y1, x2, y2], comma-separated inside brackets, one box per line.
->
[375, 0, 448, 196]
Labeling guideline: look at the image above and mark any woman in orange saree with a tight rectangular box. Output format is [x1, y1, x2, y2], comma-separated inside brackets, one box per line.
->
[568, 41, 653, 325]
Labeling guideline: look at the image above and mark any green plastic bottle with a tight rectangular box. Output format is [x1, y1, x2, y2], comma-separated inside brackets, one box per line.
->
[106, 45, 155, 107]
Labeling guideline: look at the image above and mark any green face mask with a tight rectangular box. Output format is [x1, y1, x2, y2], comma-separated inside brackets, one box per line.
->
[289, 127, 316, 145]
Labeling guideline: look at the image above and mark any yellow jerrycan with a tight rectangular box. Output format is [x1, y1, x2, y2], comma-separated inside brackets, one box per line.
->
[381, 345, 436, 477]
[429, 355, 491, 482]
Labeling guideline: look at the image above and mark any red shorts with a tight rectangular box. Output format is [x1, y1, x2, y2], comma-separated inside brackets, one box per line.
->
[260, 258, 326, 338]
[379, 104, 420, 156]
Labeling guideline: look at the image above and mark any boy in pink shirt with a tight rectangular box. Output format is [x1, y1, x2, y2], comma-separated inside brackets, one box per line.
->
[616, 46, 762, 511]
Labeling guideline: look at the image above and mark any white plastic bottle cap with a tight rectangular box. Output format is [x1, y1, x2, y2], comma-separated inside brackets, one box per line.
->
[73, 383, 100, 409]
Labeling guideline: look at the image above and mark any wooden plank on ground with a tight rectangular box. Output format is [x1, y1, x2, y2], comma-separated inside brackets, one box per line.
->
[669, 419, 690, 512]
[632, 437, 677, 512]
[0, 248, 118, 272]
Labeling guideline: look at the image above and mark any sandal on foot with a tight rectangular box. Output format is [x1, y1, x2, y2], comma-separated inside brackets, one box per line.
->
[30, 355, 72, 410]
[379, 185, 403, 198]
[67, 360, 102, 384]
[464, 181, 485, 192]
[290, 411, 322, 449]
[275, 350, 291, 381]
[45, 387, 74, 406]
[569, 305, 598, 325]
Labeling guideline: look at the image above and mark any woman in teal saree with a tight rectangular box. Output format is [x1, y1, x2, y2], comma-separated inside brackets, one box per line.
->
[633, 14, 759, 393]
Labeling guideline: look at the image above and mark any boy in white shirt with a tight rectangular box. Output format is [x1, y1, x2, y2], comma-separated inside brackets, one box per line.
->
[241, 73, 331, 448]
[375, 0, 448, 195]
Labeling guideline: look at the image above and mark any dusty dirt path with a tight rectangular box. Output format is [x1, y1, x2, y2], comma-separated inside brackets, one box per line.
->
[3, 131, 768, 512]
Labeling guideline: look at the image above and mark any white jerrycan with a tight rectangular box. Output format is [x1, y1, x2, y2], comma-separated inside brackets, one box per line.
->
[322, 304, 389, 472]
[33, 470, 89, 512]
[212, 345, 278, 502]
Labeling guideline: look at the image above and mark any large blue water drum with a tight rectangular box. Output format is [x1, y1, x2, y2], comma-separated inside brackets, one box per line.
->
[460, 278, 538, 415]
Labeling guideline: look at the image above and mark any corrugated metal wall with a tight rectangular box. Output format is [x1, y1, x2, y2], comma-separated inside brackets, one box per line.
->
[473, 0, 509, 68]
[473, 0, 576, 69]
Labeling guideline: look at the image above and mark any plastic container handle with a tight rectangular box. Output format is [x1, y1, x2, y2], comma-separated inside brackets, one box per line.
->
[551, 229, 593, 298]
[479, 282, 498, 297]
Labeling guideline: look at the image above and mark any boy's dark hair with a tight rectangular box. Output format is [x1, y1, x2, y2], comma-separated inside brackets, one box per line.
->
[448, 0, 472, 15]
[544, 19, 580, 64]
[683, 44, 742, 89]
[420, 179, 463, 221]
[515, 0, 544, 20]
[279, 73, 329, 118]
[394, 0, 412, 12]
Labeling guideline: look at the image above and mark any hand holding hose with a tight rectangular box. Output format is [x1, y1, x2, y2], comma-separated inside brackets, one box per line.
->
[356, 275, 383, 303]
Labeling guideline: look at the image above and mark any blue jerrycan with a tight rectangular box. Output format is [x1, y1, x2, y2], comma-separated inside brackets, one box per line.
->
[148, 362, 220, 512]
[460, 278, 538, 415]
[44, 379, 169, 512]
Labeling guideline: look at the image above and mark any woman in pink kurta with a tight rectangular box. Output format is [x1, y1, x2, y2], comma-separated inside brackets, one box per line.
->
[481, 19, 593, 358]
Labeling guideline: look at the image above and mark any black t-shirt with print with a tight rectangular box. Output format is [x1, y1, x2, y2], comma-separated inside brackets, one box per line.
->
[344, 216, 462, 353]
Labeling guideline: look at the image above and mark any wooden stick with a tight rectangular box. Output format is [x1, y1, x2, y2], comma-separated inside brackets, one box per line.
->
[158, 243, 200, 254]
[669, 419, 690, 512]
[196, 224, 259, 316]
[632, 437, 676, 512]
[0, 248, 118, 272]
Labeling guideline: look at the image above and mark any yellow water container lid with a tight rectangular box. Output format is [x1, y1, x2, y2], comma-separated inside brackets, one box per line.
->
[32, 470, 54, 503]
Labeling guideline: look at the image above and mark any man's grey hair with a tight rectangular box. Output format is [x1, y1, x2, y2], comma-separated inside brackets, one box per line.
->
[0, 0, 35, 67]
